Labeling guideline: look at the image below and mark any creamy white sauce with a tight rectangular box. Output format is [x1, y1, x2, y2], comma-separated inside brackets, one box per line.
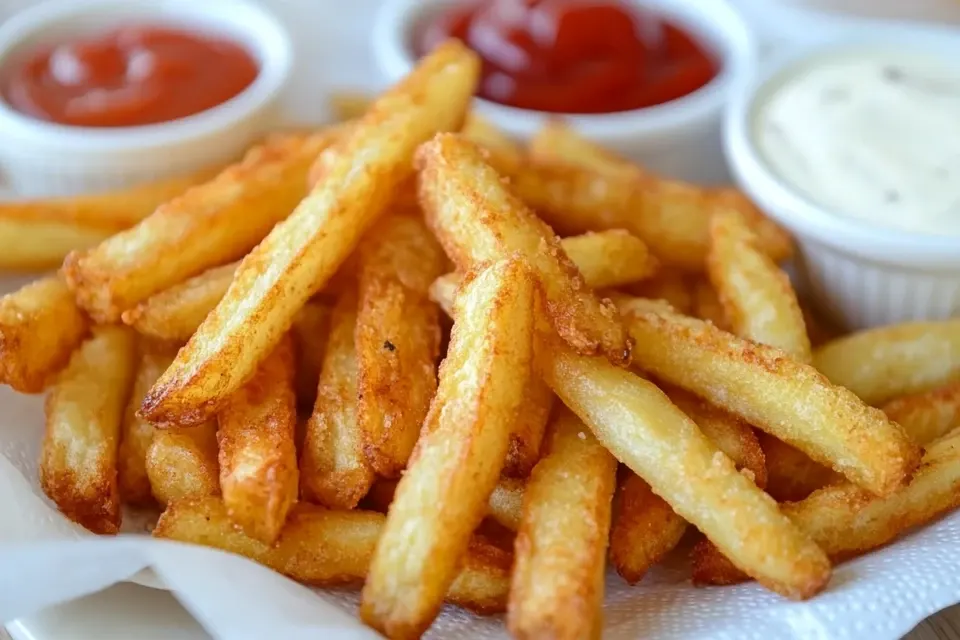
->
[753, 50, 960, 236]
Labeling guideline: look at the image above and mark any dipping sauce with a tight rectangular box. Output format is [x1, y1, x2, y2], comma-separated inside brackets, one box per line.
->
[753, 50, 960, 236]
[416, 0, 718, 114]
[1, 26, 258, 128]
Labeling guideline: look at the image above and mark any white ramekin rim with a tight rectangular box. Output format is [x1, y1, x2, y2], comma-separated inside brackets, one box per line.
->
[724, 21, 960, 270]
[0, 0, 292, 154]
[371, 0, 757, 146]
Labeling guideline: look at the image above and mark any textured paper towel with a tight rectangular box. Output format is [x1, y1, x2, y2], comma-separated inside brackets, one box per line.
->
[3, 0, 960, 638]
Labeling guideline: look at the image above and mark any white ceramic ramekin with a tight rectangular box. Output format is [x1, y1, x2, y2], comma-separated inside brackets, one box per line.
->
[0, 0, 292, 196]
[372, 0, 755, 184]
[725, 20, 960, 330]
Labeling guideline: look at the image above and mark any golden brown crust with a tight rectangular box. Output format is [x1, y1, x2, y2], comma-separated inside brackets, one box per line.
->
[145, 420, 220, 507]
[882, 381, 960, 447]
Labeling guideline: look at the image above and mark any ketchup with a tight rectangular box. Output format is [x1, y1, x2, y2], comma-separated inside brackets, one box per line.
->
[418, 0, 718, 114]
[1, 26, 258, 128]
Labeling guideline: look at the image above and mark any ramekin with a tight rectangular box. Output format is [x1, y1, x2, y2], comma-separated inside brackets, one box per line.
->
[0, 0, 293, 196]
[725, 21, 960, 330]
[372, 0, 755, 184]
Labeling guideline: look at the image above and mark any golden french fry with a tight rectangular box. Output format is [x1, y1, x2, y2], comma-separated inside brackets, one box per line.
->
[691, 278, 730, 331]
[118, 344, 175, 505]
[140, 42, 479, 427]
[300, 288, 375, 509]
[63, 133, 334, 323]
[418, 132, 631, 365]
[356, 215, 444, 477]
[539, 334, 831, 600]
[708, 208, 811, 362]
[290, 301, 332, 411]
[529, 120, 644, 181]
[146, 421, 220, 507]
[814, 320, 960, 406]
[883, 381, 960, 447]
[693, 426, 960, 585]
[508, 409, 617, 639]
[624, 270, 694, 316]
[217, 336, 298, 544]
[503, 375, 554, 478]
[461, 113, 525, 173]
[121, 261, 237, 343]
[619, 298, 920, 496]
[0, 220, 111, 271]
[759, 434, 840, 503]
[154, 497, 512, 614]
[40, 326, 137, 534]
[361, 258, 533, 639]
[609, 471, 688, 585]
[0, 276, 89, 393]
[552, 230, 658, 288]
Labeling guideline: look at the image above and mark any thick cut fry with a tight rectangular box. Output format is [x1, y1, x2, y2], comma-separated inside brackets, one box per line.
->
[508, 410, 617, 640]
[40, 326, 136, 534]
[361, 258, 533, 639]
[529, 120, 643, 181]
[290, 301, 331, 411]
[539, 336, 831, 600]
[759, 434, 840, 503]
[118, 345, 175, 505]
[883, 382, 960, 448]
[503, 376, 554, 478]
[0, 220, 111, 271]
[0, 276, 89, 393]
[619, 298, 920, 496]
[217, 337, 298, 544]
[814, 320, 960, 406]
[356, 215, 444, 476]
[300, 289, 375, 509]
[418, 132, 631, 365]
[145, 421, 220, 506]
[691, 278, 730, 331]
[624, 271, 694, 315]
[708, 209, 811, 362]
[63, 134, 334, 323]
[693, 426, 960, 585]
[140, 43, 479, 427]
[154, 497, 511, 614]
[610, 471, 688, 584]
[121, 262, 237, 343]
[552, 230, 658, 288]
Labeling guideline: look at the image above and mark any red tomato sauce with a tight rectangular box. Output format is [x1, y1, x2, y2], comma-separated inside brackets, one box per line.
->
[1, 25, 259, 128]
[417, 0, 719, 114]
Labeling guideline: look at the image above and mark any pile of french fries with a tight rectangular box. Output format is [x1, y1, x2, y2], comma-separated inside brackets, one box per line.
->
[3, 39, 960, 639]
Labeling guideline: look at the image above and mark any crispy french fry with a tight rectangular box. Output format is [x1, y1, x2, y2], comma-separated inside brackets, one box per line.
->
[691, 278, 730, 331]
[553, 230, 658, 288]
[63, 133, 334, 323]
[619, 298, 920, 496]
[759, 434, 840, 503]
[154, 497, 511, 614]
[693, 426, 960, 585]
[418, 132, 631, 365]
[121, 262, 237, 343]
[118, 344, 175, 505]
[300, 289, 375, 509]
[356, 215, 444, 477]
[0, 220, 111, 271]
[538, 334, 831, 600]
[462, 113, 525, 173]
[609, 471, 688, 585]
[508, 409, 617, 640]
[290, 301, 332, 411]
[624, 271, 694, 316]
[361, 258, 533, 639]
[503, 375, 554, 478]
[0, 276, 89, 393]
[140, 42, 479, 427]
[217, 336, 298, 544]
[814, 320, 960, 406]
[145, 421, 220, 507]
[883, 382, 960, 448]
[708, 209, 811, 362]
[40, 326, 137, 534]
[529, 120, 644, 181]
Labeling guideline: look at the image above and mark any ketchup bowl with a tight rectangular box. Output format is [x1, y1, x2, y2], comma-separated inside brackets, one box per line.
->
[373, 0, 755, 183]
[0, 0, 292, 196]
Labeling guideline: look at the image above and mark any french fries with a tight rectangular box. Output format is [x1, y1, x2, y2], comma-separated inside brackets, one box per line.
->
[624, 270, 694, 315]
[0, 221, 111, 271]
[361, 258, 533, 639]
[813, 319, 960, 406]
[708, 208, 811, 361]
[619, 298, 920, 496]
[418, 132, 632, 365]
[693, 426, 960, 585]
[39, 325, 137, 534]
[154, 497, 512, 614]
[120, 261, 237, 343]
[883, 381, 960, 447]
[289, 301, 331, 410]
[145, 421, 220, 507]
[356, 214, 444, 477]
[63, 133, 334, 323]
[300, 289, 375, 509]
[538, 333, 831, 600]
[759, 435, 840, 503]
[691, 278, 730, 330]
[503, 376, 554, 478]
[0, 276, 89, 393]
[140, 42, 480, 427]
[529, 119, 644, 180]
[217, 337, 298, 544]
[118, 345, 175, 505]
[508, 409, 617, 640]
